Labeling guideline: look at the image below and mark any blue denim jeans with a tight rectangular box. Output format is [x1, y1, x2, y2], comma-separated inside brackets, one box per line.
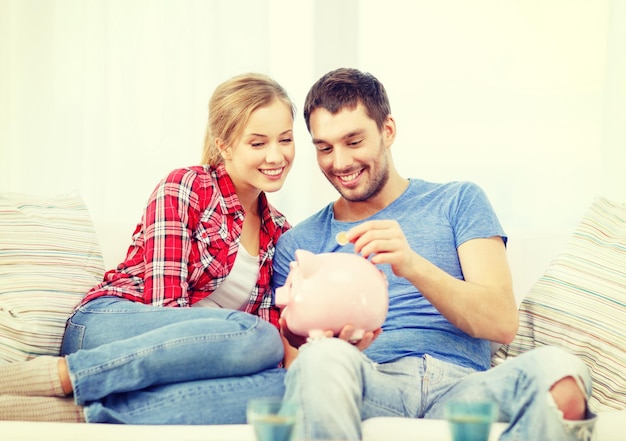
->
[284, 338, 593, 441]
[61, 297, 287, 424]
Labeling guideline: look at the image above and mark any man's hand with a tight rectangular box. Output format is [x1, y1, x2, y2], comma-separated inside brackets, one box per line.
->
[345, 220, 418, 280]
[345, 220, 517, 343]
[280, 318, 382, 355]
[336, 324, 382, 351]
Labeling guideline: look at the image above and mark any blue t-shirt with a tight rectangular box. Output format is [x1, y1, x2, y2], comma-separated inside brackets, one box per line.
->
[272, 179, 507, 371]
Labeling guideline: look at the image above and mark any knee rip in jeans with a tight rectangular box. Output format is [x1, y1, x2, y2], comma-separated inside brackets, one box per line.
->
[546, 380, 597, 441]
[548, 375, 587, 421]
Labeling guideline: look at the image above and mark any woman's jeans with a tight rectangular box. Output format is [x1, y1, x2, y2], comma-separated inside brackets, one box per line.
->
[285, 338, 594, 441]
[61, 297, 286, 424]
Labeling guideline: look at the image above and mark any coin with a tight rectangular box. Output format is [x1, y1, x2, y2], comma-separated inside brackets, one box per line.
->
[335, 231, 349, 245]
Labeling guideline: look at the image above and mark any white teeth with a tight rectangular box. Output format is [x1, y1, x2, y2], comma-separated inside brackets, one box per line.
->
[261, 168, 282, 176]
[339, 171, 360, 181]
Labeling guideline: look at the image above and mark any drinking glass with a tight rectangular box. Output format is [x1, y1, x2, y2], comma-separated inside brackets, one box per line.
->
[444, 400, 498, 441]
[246, 397, 298, 441]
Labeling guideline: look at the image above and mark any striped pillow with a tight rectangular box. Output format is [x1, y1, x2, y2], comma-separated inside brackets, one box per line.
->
[0, 192, 105, 363]
[496, 197, 626, 412]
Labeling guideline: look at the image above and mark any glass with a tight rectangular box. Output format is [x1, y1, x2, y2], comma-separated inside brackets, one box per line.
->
[247, 397, 298, 441]
[444, 400, 498, 441]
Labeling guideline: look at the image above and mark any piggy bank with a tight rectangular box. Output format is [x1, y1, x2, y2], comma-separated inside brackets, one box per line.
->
[275, 249, 388, 340]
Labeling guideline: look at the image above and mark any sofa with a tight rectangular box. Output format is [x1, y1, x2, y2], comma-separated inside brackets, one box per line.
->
[0, 192, 624, 441]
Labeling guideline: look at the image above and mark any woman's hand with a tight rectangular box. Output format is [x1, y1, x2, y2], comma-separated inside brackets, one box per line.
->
[281, 335, 299, 369]
[279, 317, 308, 349]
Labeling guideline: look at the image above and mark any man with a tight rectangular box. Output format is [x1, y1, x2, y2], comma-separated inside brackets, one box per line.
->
[273, 68, 595, 441]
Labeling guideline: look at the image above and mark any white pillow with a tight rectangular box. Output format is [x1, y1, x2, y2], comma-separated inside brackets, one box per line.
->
[0, 192, 105, 363]
[494, 196, 626, 413]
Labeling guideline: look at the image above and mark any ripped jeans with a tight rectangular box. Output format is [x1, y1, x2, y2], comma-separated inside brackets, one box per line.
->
[284, 338, 593, 441]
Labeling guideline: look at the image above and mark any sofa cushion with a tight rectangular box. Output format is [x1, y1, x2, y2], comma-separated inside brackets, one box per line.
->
[0, 192, 105, 363]
[493, 196, 625, 412]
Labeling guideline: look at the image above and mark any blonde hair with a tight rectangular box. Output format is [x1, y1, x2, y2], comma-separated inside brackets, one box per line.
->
[200, 73, 296, 166]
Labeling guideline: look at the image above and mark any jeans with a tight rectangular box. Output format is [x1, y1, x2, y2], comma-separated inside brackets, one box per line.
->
[284, 338, 593, 441]
[61, 297, 287, 424]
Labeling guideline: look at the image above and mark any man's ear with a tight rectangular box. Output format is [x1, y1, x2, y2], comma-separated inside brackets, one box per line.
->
[382, 115, 396, 147]
[216, 138, 232, 160]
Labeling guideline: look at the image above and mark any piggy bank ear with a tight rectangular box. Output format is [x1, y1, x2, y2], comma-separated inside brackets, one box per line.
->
[274, 285, 287, 307]
[275, 260, 299, 307]
[294, 249, 319, 278]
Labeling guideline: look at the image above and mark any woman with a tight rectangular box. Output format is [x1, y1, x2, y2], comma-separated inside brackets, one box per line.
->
[0, 73, 295, 424]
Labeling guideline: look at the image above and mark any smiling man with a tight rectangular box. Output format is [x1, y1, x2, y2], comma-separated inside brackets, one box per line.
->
[272, 68, 596, 441]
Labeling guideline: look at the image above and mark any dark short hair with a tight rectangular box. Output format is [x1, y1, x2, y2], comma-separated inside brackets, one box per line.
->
[303, 68, 391, 132]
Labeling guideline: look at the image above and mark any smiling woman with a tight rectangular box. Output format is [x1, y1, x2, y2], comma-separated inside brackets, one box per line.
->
[201, 73, 296, 259]
[201, 73, 296, 215]
[218, 100, 295, 201]
[0, 73, 296, 424]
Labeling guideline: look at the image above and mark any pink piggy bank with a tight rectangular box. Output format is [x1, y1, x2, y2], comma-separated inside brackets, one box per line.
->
[275, 249, 388, 340]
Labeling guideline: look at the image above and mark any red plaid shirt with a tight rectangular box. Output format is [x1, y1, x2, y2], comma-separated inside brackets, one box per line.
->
[80, 164, 290, 328]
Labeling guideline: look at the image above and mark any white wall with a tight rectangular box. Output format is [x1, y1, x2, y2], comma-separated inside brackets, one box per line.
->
[1, 1, 624, 281]
[357, 1, 624, 231]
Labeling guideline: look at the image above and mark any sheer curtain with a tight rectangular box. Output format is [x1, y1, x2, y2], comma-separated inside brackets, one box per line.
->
[1, 0, 624, 238]
[0, 0, 318, 228]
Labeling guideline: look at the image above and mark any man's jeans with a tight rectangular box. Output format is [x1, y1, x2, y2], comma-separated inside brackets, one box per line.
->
[61, 297, 287, 424]
[284, 338, 594, 441]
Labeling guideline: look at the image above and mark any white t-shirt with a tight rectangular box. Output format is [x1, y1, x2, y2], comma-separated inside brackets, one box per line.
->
[193, 244, 259, 310]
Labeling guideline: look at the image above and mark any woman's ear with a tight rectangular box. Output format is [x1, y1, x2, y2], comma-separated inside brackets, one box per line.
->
[216, 138, 232, 160]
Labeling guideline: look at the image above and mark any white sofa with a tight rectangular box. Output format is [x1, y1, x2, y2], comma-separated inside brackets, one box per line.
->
[0, 192, 624, 440]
